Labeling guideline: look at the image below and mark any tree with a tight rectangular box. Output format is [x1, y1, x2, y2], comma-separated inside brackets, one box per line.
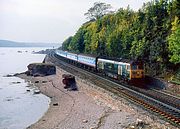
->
[107, 30, 123, 57]
[61, 36, 73, 50]
[68, 27, 85, 53]
[84, 2, 113, 21]
[61, 0, 179, 76]
[168, 16, 180, 64]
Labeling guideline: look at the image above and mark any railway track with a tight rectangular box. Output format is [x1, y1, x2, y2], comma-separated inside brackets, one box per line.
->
[121, 82, 180, 110]
[49, 51, 180, 127]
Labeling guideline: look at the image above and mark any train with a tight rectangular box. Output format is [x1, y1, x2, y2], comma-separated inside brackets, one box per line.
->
[55, 50, 145, 84]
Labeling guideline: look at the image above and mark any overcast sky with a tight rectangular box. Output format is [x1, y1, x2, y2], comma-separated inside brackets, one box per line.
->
[0, 0, 150, 43]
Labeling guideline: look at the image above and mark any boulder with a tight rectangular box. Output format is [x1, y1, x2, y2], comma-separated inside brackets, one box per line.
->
[4, 74, 14, 77]
[34, 89, 41, 94]
[27, 63, 56, 77]
[82, 119, 88, 123]
[53, 103, 59, 106]
[62, 74, 78, 91]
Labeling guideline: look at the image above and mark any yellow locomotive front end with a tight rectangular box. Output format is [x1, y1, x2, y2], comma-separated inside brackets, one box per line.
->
[129, 61, 144, 80]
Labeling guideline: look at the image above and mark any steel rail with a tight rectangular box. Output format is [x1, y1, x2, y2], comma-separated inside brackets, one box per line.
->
[49, 52, 180, 127]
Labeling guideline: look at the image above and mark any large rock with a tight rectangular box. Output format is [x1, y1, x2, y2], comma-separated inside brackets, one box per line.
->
[27, 63, 56, 76]
[62, 74, 78, 91]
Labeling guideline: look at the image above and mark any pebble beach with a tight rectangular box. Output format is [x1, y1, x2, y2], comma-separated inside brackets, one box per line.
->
[16, 56, 178, 129]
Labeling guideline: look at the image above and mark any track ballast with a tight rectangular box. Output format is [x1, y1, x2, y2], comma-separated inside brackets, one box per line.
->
[49, 51, 180, 127]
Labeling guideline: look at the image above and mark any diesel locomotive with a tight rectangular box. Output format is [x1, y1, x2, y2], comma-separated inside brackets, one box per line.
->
[55, 50, 144, 83]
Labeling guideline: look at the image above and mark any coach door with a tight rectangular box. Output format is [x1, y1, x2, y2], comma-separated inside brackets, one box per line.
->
[118, 65, 122, 76]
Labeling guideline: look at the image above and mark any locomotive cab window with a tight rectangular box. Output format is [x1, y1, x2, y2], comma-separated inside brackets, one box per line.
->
[138, 64, 144, 69]
[132, 65, 137, 70]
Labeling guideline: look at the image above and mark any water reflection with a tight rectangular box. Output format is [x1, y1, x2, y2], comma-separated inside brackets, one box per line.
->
[0, 47, 50, 129]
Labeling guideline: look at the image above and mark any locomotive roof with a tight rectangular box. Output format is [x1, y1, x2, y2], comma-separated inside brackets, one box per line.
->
[99, 56, 143, 65]
[59, 50, 142, 65]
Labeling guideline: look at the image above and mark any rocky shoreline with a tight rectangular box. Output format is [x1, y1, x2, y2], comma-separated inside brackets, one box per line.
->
[15, 56, 178, 129]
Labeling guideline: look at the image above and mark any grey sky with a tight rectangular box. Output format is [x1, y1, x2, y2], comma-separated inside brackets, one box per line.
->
[0, 0, 150, 43]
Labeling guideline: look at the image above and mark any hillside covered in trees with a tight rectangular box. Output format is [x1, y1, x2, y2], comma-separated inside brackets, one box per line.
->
[61, 0, 180, 78]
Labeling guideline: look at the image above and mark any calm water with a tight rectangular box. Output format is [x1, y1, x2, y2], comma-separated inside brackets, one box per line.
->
[0, 47, 51, 129]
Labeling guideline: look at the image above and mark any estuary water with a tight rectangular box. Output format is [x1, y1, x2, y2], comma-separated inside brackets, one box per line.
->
[0, 47, 51, 129]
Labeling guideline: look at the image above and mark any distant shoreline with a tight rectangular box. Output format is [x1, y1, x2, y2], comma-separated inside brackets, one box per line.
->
[0, 46, 54, 48]
[0, 39, 60, 48]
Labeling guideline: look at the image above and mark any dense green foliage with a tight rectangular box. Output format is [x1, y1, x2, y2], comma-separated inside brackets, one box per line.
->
[168, 16, 180, 64]
[61, 0, 180, 76]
